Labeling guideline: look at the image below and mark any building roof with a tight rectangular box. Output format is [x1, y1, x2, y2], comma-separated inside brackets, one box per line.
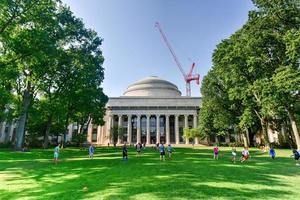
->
[123, 76, 182, 97]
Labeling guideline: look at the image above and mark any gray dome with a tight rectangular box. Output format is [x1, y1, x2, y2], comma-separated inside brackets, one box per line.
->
[123, 76, 181, 97]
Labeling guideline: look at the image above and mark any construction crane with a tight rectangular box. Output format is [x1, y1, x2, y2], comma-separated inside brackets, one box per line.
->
[155, 22, 200, 97]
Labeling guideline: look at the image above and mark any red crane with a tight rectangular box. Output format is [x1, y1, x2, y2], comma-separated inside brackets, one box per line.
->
[155, 22, 200, 96]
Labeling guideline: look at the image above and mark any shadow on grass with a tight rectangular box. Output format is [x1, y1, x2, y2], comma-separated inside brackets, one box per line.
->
[0, 147, 299, 200]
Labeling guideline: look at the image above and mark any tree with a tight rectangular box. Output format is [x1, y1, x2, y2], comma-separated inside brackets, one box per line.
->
[1, 0, 107, 150]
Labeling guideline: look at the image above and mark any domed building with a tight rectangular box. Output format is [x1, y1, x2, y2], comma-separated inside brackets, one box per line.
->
[85, 76, 201, 145]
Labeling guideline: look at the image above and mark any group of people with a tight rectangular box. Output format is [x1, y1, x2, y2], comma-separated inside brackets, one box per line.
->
[53, 143, 300, 166]
[121, 142, 175, 161]
[213, 144, 300, 165]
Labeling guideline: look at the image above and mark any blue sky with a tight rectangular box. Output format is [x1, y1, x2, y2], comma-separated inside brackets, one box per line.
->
[62, 0, 255, 97]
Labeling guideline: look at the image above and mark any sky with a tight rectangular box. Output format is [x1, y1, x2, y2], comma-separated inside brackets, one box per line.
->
[61, 0, 255, 97]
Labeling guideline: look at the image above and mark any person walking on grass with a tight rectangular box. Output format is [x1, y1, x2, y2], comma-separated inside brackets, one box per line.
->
[135, 143, 142, 158]
[291, 149, 300, 166]
[53, 143, 60, 165]
[269, 147, 276, 160]
[240, 147, 250, 163]
[231, 147, 237, 163]
[122, 143, 128, 161]
[167, 144, 174, 160]
[89, 145, 94, 159]
[159, 143, 166, 161]
[213, 145, 219, 160]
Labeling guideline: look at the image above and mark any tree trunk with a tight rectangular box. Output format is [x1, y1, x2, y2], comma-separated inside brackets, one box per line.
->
[287, 108, 300, 150]
[242, 129, 249, 148]
[15, 89, 31, 150]
[260, 118, 269, 146]
[43, 114, 53, 148]
[63, 112, 70, 147]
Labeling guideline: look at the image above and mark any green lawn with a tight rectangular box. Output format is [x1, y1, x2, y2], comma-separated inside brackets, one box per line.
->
[0, 146, 299, 200]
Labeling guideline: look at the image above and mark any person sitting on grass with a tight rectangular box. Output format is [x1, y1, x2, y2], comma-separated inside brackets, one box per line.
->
[122, 143, 128, 161]
[53, 143, 60, 165]
[167, 144, 174, 160]
[291, 149, 300, 166]
[240, 147, 250, 163]
[159, 143, 166, 161]
[269, 147, 276, 160]
[89, 145, 94, 159]
[213, 144, 219, 160]
[231, 147, 237, 163]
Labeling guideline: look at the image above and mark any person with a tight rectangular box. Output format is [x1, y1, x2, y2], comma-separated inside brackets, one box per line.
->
[167, 144, 174, 160]
[159, 143, 165, 161]
[231, 147, 237, 163]
[291, 149, 300, 166]
[53, 143, 60, 165]
[240, 147, 250, 163]
[135, 143, 142, 157]
[122, 143, 128, 161]
[213, 145, 219, 160]
[89, 145, 94, 159]
[269, 147, 276, 160]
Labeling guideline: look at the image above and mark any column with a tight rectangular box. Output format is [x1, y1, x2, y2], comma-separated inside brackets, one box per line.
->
[146, 115, 150, 145]
[184, 115, 189, 144]
[117, 115, 122, 144]
[127, 115, 132, 144]
[106, 115, 112, 144]
[166, 115, 170, 144]
[175, 115, 179, 144]
[87, 123, 93, 143]
[156, 114, 160, 144]
[137, 115, 141, 143]
[193, 115, 199, 144]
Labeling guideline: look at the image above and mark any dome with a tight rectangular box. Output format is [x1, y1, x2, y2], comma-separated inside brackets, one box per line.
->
[123, 76, 181, 97]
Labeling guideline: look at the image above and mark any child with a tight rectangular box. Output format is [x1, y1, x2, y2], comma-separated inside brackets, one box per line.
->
[159, 143, 165, 161]
[89, 145, 94, 159]
[269, 147, 276, 160]
[53, 144, 60, 165]
[240, 147, 250, 163]
[292, 149, 300, 166]
[122, 143, 128, 161]
[213, 145, 219, 160]
[231, 147, 237, 163]
[167, 144, 174, 160]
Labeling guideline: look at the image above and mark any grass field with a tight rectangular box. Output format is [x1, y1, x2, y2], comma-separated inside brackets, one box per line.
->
[0, 146, 299, 200]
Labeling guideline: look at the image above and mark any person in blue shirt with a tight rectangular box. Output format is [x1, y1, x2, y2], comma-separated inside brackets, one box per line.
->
[269, 147, 276, 160]
[292, 149, 300, 166]
[159, 143, 165, 161]
[167, 144, 174, 160]
[89, 145, 94, 159]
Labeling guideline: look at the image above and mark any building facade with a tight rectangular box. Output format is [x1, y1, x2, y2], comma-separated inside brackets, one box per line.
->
[85, 76, 201, 145]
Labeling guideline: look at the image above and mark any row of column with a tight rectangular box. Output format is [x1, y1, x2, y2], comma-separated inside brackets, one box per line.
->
[108, 114, 198, 145]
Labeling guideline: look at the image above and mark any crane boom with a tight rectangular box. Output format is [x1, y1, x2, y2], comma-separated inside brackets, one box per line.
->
[155, 22, 200, 96]
[155, 22, 187, 79]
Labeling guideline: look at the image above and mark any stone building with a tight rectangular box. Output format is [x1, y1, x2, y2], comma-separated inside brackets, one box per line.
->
[82, 76, 201, 145]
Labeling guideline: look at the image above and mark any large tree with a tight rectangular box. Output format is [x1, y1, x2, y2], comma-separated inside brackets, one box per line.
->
[1, 0, 107, 150]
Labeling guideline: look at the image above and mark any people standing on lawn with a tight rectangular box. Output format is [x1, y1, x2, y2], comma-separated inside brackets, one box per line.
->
[159, 143, 166, 161]
[167, 144, 174, 160]
[291, 149, 300, 166]
[213, 145, 219, 160]
[231, 147, 237, 163]
[240, 147, 250, 163]
[53, 143, 60, 165]
[89, 145, 94, 159]
[135, 143, 142, 157]
[269, 147, 276, 160]
[122, 143, 128, 161]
